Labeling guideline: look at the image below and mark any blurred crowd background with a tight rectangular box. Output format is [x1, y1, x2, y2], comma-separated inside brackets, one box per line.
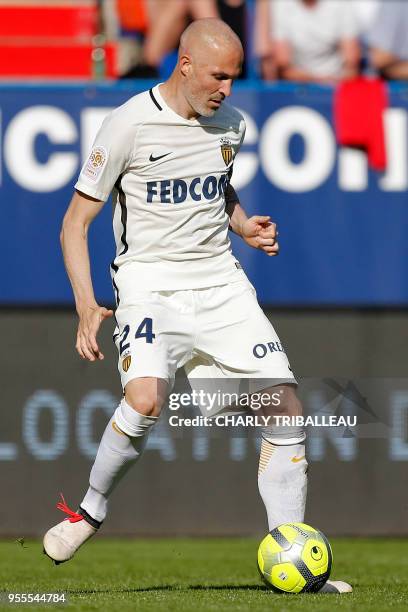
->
[1, 0, 408, 82]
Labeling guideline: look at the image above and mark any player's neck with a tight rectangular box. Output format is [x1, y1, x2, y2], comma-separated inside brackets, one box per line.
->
[159, 80, 200, 121]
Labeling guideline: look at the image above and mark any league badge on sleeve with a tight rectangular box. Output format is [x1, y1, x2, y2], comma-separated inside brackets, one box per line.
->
[83, 146, 108, 182]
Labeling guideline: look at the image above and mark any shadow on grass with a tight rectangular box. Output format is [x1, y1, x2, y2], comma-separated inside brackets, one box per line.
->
[67, 585, 268, 595]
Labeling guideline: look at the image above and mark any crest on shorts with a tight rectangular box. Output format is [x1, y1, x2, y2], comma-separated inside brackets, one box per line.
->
[220, 138, 233, 166]
[122, 355, 132, 372]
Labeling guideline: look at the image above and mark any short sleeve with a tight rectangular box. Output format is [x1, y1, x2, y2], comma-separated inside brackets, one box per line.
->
[75, 113, 136, 202]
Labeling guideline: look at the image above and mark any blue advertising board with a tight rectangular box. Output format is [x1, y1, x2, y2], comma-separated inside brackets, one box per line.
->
[0, 81, 407, 306]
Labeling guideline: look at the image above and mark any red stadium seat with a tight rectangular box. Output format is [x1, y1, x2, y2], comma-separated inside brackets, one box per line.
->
[0, 5, 97, 38]
[0, 43, 117, 78]
[0, 3, 118, 79]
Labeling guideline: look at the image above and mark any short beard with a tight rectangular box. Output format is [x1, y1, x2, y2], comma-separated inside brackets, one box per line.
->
[187, 89, 216, 118]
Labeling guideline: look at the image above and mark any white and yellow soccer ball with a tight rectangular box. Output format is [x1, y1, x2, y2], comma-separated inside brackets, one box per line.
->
[257, 522, 332, 594]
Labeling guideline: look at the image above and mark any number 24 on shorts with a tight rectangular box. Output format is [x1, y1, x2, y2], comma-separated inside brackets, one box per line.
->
[119, 318, 156, 355]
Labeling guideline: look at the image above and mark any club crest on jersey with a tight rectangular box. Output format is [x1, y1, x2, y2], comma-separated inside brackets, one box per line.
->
[220, 138, 233, 166]
[122, 355, 132, 372]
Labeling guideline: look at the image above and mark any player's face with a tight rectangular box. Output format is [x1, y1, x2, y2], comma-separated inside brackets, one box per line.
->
[186, 46, 243, 117]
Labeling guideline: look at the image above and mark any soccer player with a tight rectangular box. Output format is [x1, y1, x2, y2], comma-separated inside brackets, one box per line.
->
[43, 19, 351, 594]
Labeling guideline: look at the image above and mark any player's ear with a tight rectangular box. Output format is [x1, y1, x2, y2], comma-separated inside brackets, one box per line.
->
[179, 54, 192, 77]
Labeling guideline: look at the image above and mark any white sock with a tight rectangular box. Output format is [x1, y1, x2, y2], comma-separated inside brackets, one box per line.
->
[80, 399, 158, 523]
[258, 438, 308, 531]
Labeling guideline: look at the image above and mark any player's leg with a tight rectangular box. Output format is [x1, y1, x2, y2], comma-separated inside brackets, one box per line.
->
[80, 377, 167, 523]
[190, 279, 351, 593]
[257, 385, 351, 593]
[43, 377, 167, 564]
[188, 280, 306, 527]
[43, 292, 193, 563]
[256, 383, 308, 530]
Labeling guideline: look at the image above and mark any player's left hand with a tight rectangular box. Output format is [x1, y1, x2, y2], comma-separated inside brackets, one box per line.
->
[241, 216, 279, 256]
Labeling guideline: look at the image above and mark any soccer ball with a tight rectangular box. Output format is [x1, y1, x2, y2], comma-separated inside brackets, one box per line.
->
[257, 522, 332, 594]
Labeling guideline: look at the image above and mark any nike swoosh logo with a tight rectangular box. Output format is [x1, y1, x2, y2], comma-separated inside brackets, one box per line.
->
[291, 456, 306, 463]
[149, 152, 172, 162]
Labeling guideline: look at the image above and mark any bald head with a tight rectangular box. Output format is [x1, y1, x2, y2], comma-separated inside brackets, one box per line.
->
[162, 18, 243, 119]
[179, 18, 243, 61]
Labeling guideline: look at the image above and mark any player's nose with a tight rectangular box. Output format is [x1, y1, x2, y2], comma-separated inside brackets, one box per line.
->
[219, 80, 233, 98]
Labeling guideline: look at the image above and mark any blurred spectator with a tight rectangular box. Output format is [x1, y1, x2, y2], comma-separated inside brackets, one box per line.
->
[367, 0, 408, 80]
[119, 0, 219, 78]
[351, 0, 380, 38]
[254, 0, 276, 80]
[218, 0, 247, 77]
[349, 0, 380, 72]
[118, 0, 247, 79]
[260, 0, 361, 83]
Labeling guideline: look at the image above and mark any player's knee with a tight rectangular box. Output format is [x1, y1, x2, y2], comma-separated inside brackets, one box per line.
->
[260, 385, 306, 446]
[261, 384, 303, 417]
[277, 390, 303, 417]
[125, 392, 160, 417]
[124, 378, 166, 417]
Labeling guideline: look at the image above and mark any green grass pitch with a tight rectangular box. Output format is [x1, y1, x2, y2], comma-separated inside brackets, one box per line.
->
[0, 538, 407, 611]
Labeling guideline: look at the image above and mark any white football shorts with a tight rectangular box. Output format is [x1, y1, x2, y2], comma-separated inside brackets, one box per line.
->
[113, 276, 296, 416]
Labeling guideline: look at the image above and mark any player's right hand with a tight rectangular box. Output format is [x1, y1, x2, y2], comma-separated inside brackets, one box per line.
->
[76, 305, 113, 362]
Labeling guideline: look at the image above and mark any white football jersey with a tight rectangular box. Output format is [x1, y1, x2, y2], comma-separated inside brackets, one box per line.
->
[75, 84, 246, 298]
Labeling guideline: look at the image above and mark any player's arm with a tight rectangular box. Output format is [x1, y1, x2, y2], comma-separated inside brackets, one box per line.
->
[339, 38, 360, 80]
[61, 190, 113, 362]
[274, 40, 318, 83]
[370, 47, 408, 79]
[225, 183, 279, 256]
